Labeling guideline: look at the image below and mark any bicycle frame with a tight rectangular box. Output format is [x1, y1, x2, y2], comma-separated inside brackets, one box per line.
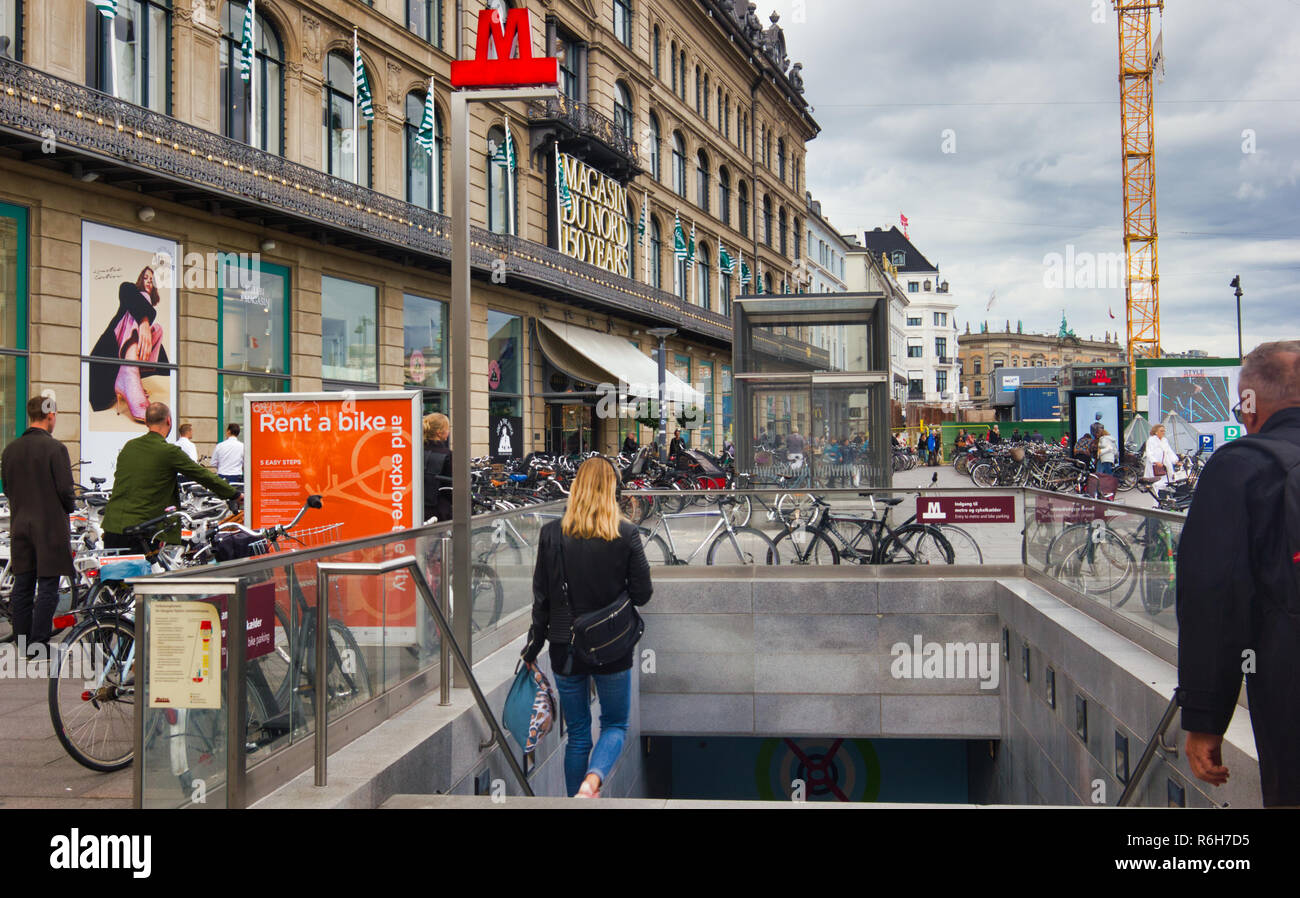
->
[641, 508, 734, 564]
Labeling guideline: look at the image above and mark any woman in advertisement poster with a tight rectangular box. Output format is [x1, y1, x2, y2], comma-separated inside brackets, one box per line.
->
[88, 267, 170, 424]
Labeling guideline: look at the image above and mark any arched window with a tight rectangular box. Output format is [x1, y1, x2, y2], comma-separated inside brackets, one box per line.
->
[86, 0, 172, 112]
[716, 86, 722, 129]
[737, 181, 749, 238]
[324, 49, 370, 185]
[764, 271, 774, 294]
[694, 65, 701, 112]
[652, 25, 661, 78]
[647, 112, 661, 182]
[649, 216, 662, 290]
[613, 0, 631, 47]
[778, 207, 788, 257]
[676, 249, 688, 301]
[703, 72, 710, 119]
[793, 217, 801, 260]
[671, 131, 687, 198]
[670, 41, 677, 92]
[408, 0, 443, 48]
[763, 195, 773, 247]
[695, 149, 709, 213]
[696, 243, 711, 310]
[777, 137, 786, 181]
[679, 49, 686, 99]
[723, 96, 730, 139]
[405, 92, 443, 212]
[718, 166, 731, 226]
[614, 80, 633, 139]
[486, 124, 518, 234]
[793, 156, 800, 192]
[220, 2, 284, 154]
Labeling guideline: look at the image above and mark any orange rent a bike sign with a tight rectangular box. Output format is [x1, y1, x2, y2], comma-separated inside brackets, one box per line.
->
[449, 8, 559, 88]
[244, 391, 422, 540]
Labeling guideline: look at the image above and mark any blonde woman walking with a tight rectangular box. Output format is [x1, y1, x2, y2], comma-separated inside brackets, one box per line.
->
[521, 458, 653, 798]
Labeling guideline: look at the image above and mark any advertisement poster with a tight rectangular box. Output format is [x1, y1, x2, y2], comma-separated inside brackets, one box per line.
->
[148, 601, 222, 710]
[80, 222, 179, 486]
[1146, 363, 1242, 448]
[1070, 391, 1122, 444]
[245, 392, 422, 644]
[490, 415, 523, 461]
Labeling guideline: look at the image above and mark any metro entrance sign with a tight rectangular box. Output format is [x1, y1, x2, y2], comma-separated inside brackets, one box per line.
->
[450, 9, 559, 88]
[447, 8, 557, 704]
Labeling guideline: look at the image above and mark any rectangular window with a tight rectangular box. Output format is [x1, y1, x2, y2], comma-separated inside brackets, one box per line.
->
[555, 32, 583, 101]
[907, 282, 919, 293]
[85, 0, 171, 113]
[906, 316, 921, 327]
[906, 339, 923, 359]
[720, 364, 732, 449]
[934, 312, 948, 326]
[403, 294, 448, 413]
[487, 309, 523, 415]
[2, 0, 21, 59]
[0, 202, 28, 453]
[696, 360, 713, 452]
[974, 381, 983, 397]
[321, 276, 378, 385]
[935, 337, 947, 358]
[613, 0, 631, 47]
[936, 370, 948, 393]
[218, 259, 290, 429]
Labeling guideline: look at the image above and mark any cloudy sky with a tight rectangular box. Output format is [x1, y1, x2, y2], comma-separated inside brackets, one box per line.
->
[775, 0, 1300, 356]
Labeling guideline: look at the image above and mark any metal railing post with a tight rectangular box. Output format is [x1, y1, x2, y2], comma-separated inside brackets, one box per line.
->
[314, 566, 329, 787]
[225, 584, 248, 808]
[1118, 694, 1181, 806]
[439, 535, 452, 706]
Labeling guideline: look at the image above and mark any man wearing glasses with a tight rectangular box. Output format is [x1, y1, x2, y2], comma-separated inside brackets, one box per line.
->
[1176, 340, 1300, 807]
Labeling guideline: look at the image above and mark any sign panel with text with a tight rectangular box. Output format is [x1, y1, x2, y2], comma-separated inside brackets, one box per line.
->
[916, 496, 1017, 524]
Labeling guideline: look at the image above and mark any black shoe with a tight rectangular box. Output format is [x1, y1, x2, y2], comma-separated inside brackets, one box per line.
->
[24, 640, 49, 661]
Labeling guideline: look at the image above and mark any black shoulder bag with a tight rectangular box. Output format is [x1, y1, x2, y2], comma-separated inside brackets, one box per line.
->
[554, 531, 644, 674]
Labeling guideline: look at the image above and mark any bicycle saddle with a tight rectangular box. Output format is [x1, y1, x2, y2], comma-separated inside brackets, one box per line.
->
[90, 476, 107, 487]
[85, 495, 109, 509]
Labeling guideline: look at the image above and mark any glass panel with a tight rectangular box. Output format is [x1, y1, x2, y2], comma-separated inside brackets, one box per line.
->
[487, 310, 521, 395]
[403, 293, 447, 389]
[321, 276, 378, 383]
[1, 0, 17, 59]
[147, 3, 166, 112]
[697, 361, 713, 451]
[720, 364, 733, 448]
[221, 373, 285, 431]
[0, 209, 20, 349]
[220, 260, 287, 375]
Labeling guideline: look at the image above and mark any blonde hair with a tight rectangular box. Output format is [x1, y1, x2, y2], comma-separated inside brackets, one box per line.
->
[1151, 424, 1166, 437]
[561, 458, 621, 541]
[423, 413, 449, 442]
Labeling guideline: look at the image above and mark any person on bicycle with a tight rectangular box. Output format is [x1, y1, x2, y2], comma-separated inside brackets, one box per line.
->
[422, 413, 453, 524]
[0, 395, 76, 657]
[521, 458, 653, 798]
[101, 402, 240, 550]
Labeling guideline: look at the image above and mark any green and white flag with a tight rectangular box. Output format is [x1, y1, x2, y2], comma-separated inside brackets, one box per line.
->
[415, 79, 436, 151]
[756, 264, 765, 294]
[719, 244, 735, 275]
[492, 125, 517, 170]
[637, 194, 648, 244]
[739, 253, 751, 288]
[239, 2, 255, 82]
[685, 221, 696, 269]
[673, 211, 688, 262]
[94, 0, 117, 18]
[556, 151, 574, 213]
[353, 35, 374, 121]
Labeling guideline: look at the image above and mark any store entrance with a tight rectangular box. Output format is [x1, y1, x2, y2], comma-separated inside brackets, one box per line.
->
[546, 403, 597, 456]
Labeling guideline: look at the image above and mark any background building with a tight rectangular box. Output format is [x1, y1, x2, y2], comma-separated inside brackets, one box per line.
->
[0, 0, 819, 471]
[958, 316, 1125, 408]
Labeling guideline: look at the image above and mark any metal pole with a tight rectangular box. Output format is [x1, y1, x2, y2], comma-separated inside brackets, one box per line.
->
[657, 336, 667, 453]
[438, 534, 452, 705]
[314, 565, 329, 786]
[450, 90, 472, 686]
[225, 585, 247, 807]
[1231, 276, 1244, 360]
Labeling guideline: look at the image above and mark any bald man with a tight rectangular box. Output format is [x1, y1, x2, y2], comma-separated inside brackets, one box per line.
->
[1176, 340, 1300, 806]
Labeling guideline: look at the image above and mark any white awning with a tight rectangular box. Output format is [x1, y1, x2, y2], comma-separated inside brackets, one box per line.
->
[535, 319, 704, 406]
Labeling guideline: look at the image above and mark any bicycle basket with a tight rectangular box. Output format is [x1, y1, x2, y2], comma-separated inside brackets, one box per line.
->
[1010, 446, 1026, 462]
[212, 531, 271, 562]
[278, 523, 344, 550]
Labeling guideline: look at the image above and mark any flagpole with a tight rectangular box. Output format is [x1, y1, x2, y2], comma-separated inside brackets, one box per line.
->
[108, 9, 119, 99]
[352, 29, 359, 185]
[643, 192, 650, 286]
[250, 0, 257, 150]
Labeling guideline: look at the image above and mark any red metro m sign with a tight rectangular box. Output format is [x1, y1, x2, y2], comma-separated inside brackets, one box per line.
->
[450, 9, 559, 88]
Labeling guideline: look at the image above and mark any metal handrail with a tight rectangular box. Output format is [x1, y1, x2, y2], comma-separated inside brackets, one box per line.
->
[313, 555, 533, 796]
[1117, 694, 1180, 806]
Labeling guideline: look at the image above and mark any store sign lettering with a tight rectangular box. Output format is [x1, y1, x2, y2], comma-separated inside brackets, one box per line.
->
[556, 148, 631, 278]
[450, 9, 559, 88]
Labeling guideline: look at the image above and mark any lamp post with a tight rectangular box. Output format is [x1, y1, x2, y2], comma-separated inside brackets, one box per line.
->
[647, 326, 677, 457]
[1230, 275, 1243, 360]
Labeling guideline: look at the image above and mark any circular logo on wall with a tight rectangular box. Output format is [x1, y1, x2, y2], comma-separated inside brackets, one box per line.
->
[754, 738, 881, 802]
[409, 350, 426, 384]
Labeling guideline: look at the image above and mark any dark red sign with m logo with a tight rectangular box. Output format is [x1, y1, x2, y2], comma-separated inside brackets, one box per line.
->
[450, 9, 559, 88]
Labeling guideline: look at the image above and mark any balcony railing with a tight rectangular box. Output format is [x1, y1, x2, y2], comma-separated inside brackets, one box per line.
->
[0, 58, 727, 339]
[526, 96, 640, 177]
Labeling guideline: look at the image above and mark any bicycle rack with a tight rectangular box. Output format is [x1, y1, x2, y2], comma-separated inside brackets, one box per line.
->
[314, 550, 533, 797]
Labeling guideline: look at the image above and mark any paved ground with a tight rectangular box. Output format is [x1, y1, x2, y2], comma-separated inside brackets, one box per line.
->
[0, 658, 132, 808]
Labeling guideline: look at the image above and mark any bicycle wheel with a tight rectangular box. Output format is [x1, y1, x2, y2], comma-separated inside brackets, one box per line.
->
[471, 523, 524, 567]
[970, 463, 996, 489]
[935, 525, 984, 564]
[173, 683, 273, 798]
[49, 615, 136, 772]
[707, 526, 780, 565]
[0, 594, 12, 644]
[321, 619, 372, 718]
[878, 524, 954, 565]
[771, 527, 839, 565]
[1116, 464, 1139, 492]
[1053, 528, 1137, 603]
[84, 577, 134, 610]
[472, 563, 505, 630]
[618, 493, 649, 525]
[717, 492, 752, 529]
[636, 528, 672, 566]
[832, 519, 878, 564]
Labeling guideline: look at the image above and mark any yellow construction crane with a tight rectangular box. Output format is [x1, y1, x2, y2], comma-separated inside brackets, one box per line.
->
[1114, 0, 1163, 410]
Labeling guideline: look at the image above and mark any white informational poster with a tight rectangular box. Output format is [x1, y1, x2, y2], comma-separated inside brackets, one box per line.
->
[1146, 364, 1244, 451]
[1074, 393, 1122, 443]
[80, 222, 179, 486]
[148, 601, 222, 710]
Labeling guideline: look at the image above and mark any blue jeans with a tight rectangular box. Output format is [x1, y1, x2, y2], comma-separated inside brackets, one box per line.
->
[1098, 461, 1114, 475]
[554, 668, 631, 797]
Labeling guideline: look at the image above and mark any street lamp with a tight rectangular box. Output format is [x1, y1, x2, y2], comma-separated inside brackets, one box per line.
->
[1230, 275, 1243, 360]
[647, 326, 677, 457]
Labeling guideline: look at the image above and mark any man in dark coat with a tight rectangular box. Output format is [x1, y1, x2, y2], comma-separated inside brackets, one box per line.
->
[1, 395, 76, 655]
[1177, 340, 1300, 806]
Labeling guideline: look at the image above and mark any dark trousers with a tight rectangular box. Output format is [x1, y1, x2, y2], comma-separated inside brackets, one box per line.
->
[11, 569, 60, 644]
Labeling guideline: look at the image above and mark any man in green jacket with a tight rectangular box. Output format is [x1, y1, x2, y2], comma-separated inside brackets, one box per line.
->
[102, 402, 240, 549]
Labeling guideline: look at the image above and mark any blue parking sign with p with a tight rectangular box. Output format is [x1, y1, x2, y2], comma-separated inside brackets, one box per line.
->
[1199, 433, 1215, 452]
